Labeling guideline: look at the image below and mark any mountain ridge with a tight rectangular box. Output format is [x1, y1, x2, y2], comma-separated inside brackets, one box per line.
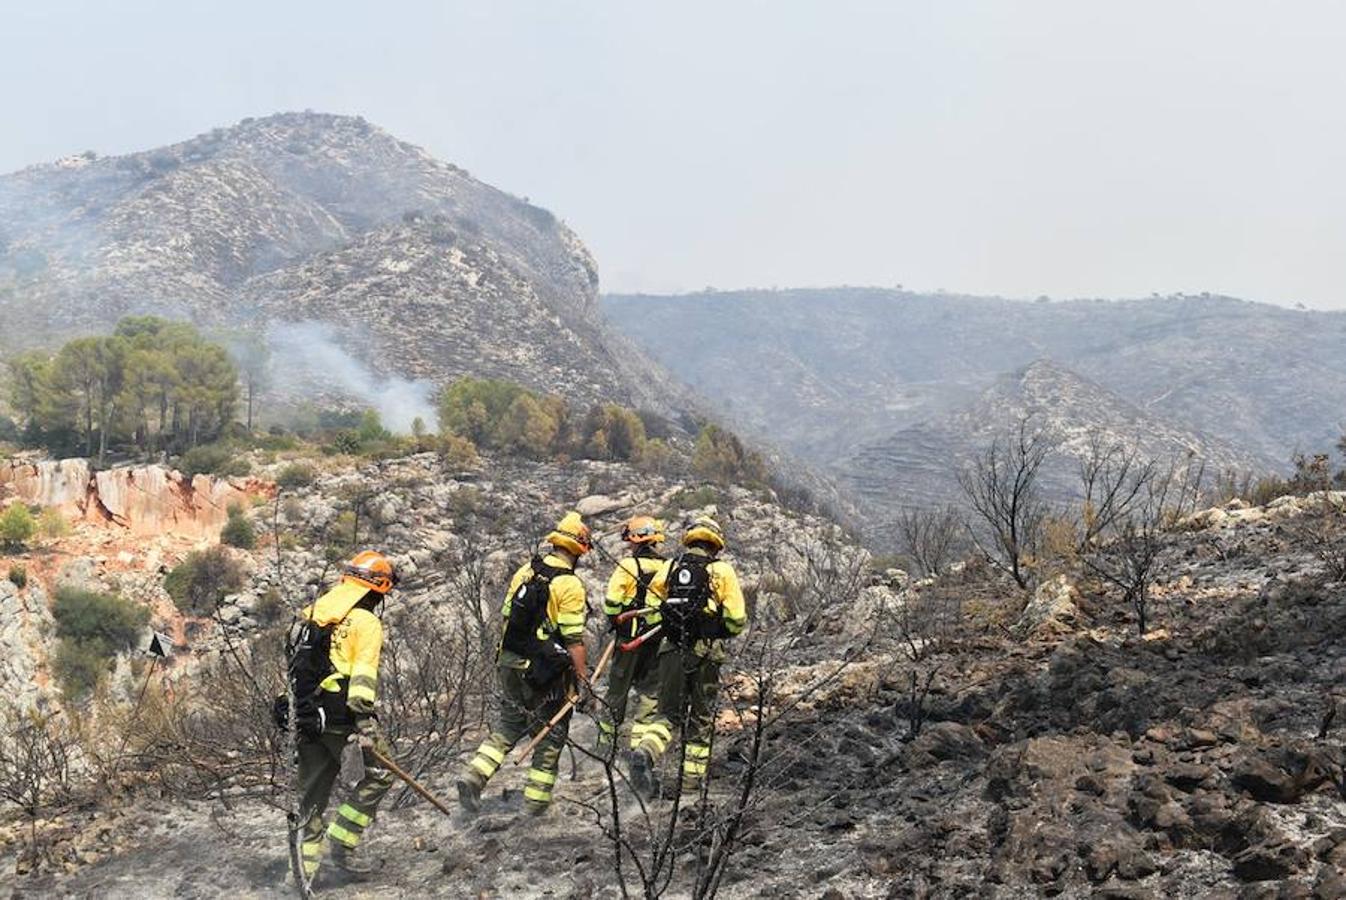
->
[840, 358, 1266, 539]
[0, 112, 682, 417]
[603, 287, 1346, 499]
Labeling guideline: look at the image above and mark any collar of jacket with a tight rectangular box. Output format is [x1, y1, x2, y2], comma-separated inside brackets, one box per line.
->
[305, 581, 370, 626]
[542, 552, 576, 571]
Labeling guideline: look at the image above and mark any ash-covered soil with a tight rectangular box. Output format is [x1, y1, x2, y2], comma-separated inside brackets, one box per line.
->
[7, 496, 1346, 899]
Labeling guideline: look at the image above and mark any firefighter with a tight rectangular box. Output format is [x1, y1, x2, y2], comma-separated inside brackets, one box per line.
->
[631, 516, 746, 798]
[457, 511, 591, 816]
[597, 516, 667, 757]
[292, 550, 399, 883]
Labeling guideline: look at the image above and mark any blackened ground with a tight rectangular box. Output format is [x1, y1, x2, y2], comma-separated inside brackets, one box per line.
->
[8, 513, 1346, 898]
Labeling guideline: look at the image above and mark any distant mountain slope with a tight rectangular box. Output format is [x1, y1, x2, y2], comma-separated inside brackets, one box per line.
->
[602, 288, 1346, 468]
[0, 112, 680, 415]
[839, 360, 1266, 538]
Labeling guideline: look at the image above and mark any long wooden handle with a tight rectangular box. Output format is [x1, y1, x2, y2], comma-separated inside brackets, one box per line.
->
[513, 638, 617, 764]
[616, 606, 656, 625]
[370, 747, 456, 819]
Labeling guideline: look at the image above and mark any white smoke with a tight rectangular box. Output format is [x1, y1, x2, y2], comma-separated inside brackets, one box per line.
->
[267, 321, 437, 434]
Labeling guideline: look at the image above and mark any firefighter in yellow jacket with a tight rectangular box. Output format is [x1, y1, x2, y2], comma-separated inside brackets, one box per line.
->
[597, 516, 667, 755]
[457, 512, 591, 816]
[292, 550, 399, 883]
[631, 516, 747, 797]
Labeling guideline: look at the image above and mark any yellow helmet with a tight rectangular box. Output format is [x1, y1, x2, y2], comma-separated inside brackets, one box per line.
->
[341, 550, 399, 594]
[682, 515, 725, 551]
[621, 515, 666, 545]
[546, 511, 592, 556]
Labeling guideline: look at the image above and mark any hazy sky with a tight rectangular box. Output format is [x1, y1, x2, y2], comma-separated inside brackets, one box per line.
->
[4, 1, 1345, 307]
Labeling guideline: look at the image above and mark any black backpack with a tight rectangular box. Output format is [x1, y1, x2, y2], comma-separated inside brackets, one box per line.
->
[501, 556, 572, 686]
[273, 617, 345, 739]
[614, 555, 662, 639]
[661, 554, 716, 647]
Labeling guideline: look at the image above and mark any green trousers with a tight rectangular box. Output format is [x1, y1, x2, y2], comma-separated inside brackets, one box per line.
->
[461, 667, 572, 812]
[598, 638, 661, 752]
[636, 646, 722, 793]
[295, 725, 394, 879]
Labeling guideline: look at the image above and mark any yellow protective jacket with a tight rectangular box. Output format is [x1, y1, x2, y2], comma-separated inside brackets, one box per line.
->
[648, 547, 747, 660]
[304, 581, 382, 717]
[498, 553, 587, 669]
[605, 552, 664, 638]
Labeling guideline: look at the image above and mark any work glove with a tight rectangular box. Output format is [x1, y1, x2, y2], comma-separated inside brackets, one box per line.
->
[695, 612, 730, 641]
[572, 677, 598, 715]
[352, 716, 381, 751]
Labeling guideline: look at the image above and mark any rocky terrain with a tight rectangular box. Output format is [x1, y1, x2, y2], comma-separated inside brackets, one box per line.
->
[2, 445, 1345, 898]
[840, 360, 1265, 543]
[0, 457, 272, 537]
[0, 112, 686, 416]
[603, 288, 1346, 500]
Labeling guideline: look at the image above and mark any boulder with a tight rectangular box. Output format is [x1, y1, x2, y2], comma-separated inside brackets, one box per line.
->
[1231, 754, 1302, 804]
[904, 722, 986, 768]
[1232, 839, 1308, 882]
[575, 494, 627, 517]
[57, 557, 101, 592]
[1018, 575, 1081, 637]
[369, 497, 401, 526]
[1181, 507, 1230, 531]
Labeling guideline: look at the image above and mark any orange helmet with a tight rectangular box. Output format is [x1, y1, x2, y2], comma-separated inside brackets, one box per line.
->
[341, 550, 398, 594]
[546, 511, 592, 556]
[621, 515, 666, 545]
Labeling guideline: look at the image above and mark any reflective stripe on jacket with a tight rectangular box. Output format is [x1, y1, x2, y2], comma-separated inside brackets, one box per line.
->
[304, 580, 383, 716]
[605, 555, 664, 630]
[499, 553, 587, 668]
[648, 548, 748, 658]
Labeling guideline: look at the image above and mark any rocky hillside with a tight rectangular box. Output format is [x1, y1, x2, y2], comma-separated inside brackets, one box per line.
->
[0, 112, 683, 415]
[5, 451, 1346, 897]
[841, 360, 1267, 539]
[603, 288, 1346, 482]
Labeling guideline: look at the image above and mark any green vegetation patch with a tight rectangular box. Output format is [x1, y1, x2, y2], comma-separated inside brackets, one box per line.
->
[50, 586, 149, 699]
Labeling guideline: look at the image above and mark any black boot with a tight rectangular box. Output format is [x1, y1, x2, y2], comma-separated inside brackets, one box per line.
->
[628, 749, 658, 799]
[456, 777, 483, 815]
[328, 841, 381, 880]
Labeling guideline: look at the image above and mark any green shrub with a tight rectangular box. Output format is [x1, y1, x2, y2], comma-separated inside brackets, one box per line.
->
[164, 547, 245, 614]
[220, 505, 256, 550]
[53, 640, 109, 701]
[179, 443, 250, 478]
[447, 487, 482, 520]
[327, 431, 362, 455]
[36, 506, 70, 540]
[437, 434, 479, 468]
[591, 404, 649, 461]
[255, 587, 286, 625]
[635, 438, 677, 475]
[437, 378, 528, 445]
[276, 463, 317, 489]
[357, 411, 391, 445]
[0, 504, 35, 549]
[664, 485, 721, 514]
[250, 432, 299, 452]
[51, 586, 150, 643]
[322, 510, 359, 562]
[50, 586, 149, 699]
[8, 564, 26, 588]
[692, 424, 768, 486]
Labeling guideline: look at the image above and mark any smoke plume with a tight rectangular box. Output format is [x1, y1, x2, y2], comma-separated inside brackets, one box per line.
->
[267, 321, 437, 434]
